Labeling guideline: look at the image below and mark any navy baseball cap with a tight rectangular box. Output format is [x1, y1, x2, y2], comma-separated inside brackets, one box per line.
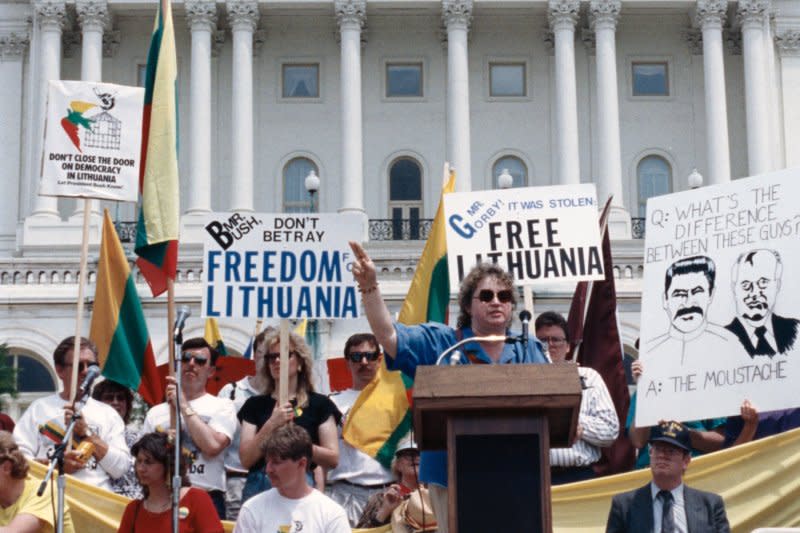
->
[649, 421, 691, 453]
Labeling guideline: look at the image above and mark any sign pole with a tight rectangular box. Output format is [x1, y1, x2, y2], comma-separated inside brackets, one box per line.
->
[70, 199, 92, 410]
[279, 319, 290, 405]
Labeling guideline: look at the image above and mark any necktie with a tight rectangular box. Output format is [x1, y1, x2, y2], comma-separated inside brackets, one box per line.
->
[658, 490, 675, 533]
[754, 326, 776, 356]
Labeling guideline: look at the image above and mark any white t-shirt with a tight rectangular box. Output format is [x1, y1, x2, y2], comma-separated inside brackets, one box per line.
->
[234, 488, 351, 533]
[142, 393, 237, 491]
[327, 389, 394, 485]
[217, 376, 259, 473]
[13, 394, 131, 491]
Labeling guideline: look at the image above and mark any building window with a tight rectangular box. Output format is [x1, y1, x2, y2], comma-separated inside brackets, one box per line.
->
[283, 157, 318, 213]
[4, 351, 57, 393]
[637, 155, 672, 217]
[282, 64, 320, 98]
[386, 63, 423, 97]
[389, 158, 423, 240]
[632, 62, 669, 96]
[489, 63, 526, 97]
[492, 156, 528, 188]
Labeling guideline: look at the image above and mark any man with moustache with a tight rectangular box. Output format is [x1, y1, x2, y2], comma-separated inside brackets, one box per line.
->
[606, 421, 730, 533]
[725, 249, 799, 357]
[646, 256, 735, 365]
[326, 333, 395, 526]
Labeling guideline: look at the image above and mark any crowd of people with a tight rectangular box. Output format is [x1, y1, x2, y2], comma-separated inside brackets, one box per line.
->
[0, 243, 797, 532]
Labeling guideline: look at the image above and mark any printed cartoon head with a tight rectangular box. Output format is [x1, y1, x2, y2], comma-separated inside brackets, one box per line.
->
[662, 256, 716, 334]
[731, 249, 782, 327]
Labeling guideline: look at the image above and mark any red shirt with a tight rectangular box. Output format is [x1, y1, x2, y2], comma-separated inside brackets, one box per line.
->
[117, 488, 223, 533]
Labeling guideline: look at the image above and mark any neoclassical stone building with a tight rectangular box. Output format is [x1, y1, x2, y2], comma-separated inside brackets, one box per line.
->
[1, 0, 799, 415]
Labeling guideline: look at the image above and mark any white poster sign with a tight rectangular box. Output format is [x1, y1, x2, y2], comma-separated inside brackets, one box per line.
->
[636, 168, 800, 426]
[201, 213, 363, 319]
[442, 184, 604, 287]
[40, 80, 143, 202]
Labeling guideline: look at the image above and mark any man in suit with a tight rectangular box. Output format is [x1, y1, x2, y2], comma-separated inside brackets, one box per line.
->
[606, 421, 730, 533]
[725, 249, 799, 357]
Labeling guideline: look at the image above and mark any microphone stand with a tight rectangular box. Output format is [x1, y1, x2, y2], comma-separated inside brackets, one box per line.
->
[172, 322, 186, 533]
[37, 388, 91, 533]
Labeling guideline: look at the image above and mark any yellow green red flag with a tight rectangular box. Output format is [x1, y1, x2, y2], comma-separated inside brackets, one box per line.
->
[204, 318, 228, 355]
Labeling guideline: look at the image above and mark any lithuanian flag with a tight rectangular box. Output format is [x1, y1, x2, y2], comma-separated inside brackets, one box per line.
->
[91, 210, 164, 405]
[204, 318, 228, 355]
[343, 170, 456, 467]
[134, 0, 179, 297]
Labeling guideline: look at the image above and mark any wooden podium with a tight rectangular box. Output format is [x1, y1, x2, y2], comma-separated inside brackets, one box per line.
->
[413, 363, 582, 533]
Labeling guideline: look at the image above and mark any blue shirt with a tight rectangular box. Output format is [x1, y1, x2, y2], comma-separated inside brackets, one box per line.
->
[387, 322, 548, 486]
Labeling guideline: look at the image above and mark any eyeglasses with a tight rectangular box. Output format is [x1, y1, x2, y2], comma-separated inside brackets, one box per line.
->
[474, 289, 513, 303]
[100, 393, 128, 403]
[62, 361, 95, 372]
[180, 352, 209, 366]
[346, 351, 381, 363]
[539, 336, 567, 347]
[265, 351, 300, 364]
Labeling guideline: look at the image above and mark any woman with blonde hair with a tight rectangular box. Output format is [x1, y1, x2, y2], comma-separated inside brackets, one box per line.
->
[0, 430, 75, 532]
[238, 329, 340, 503]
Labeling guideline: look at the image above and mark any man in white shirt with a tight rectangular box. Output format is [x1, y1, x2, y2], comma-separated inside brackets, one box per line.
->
[216, 327, 272, 521]
[13, 336, 130, 492]
[606, 421, 730, 533]
[235, 424, 350, 533]
[535, 312, 619, 485]
[326, 333, 395, 525]
[142, 337, 237, 520]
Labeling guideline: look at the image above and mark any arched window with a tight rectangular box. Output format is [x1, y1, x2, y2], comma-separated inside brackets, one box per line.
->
[388, 158, 423, 240]
[492, 156, 527, 188]
[637, 155, 671, 217]
[3, 350, 57, 393]
[283, 157, 318, 213]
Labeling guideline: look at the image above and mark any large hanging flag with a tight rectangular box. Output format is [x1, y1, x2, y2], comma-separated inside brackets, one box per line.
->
[204, 318, 228, 355]
[90, 210, 164, 405]
[343, 169, 456, 467]
[567, 198, 635, 475]
[134, 0, 180, 297]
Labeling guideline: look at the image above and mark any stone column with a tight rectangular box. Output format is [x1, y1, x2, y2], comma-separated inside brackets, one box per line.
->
[775, 29, 800, 168]
[335, 0, 366, 216]
[697, 0, 731, 185]
[73, 0, 109, 219]
[0, 31, 30, 250]
[186, 1, 216, 215]
[226, 0, 258, 212]
[590, 0, 630, 238]
[442, 0, 473, 191]
[738, 0, 772, 175]
[549, 0, 581, 185]
[30, 0, 66, 218]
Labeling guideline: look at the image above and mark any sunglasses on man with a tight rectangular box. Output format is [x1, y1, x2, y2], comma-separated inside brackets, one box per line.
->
[473, 289, 514, 303]
[180, 352, 209, 366]
[346, 351, 381, 363]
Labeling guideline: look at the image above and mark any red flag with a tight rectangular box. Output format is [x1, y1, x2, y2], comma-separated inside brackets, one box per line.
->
[567, 199, 635, 475]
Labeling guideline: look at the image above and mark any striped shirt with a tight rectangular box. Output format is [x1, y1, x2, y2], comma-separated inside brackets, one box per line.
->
[550, 366, 619, 467]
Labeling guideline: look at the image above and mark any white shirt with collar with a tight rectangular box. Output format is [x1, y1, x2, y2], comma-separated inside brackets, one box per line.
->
[651, 481, 687, 533]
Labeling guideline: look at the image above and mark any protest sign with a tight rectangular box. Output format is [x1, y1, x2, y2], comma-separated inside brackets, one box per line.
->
[442, 184, 604, 287]
[636, 168, 800, 426]
[40, 80, 143, 202]
[201, 213, 362, 319]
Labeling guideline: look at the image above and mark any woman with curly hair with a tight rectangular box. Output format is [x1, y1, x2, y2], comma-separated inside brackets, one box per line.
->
[0, 430, 75, 532]
[117, 432, 223, 533]
[238, 329, 340, 503]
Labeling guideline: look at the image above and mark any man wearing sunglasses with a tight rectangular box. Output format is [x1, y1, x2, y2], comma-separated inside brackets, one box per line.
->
[349, 241, 548, 533]
[13, 336, 131, 492]
[326, 333, 395, 526]
[142, 337, 237, 520]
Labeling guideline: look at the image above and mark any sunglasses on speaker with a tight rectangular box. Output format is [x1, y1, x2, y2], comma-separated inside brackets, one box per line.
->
[180, 352, 209, 366]
[346, 351, 381, 363]
[474, 289, 513, 303]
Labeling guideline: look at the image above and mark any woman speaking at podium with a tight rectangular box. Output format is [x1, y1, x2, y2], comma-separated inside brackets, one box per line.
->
[349, 241, 548, 533]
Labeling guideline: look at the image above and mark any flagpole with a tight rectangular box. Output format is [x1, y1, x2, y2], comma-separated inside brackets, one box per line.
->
[70, 199, 92, 409]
